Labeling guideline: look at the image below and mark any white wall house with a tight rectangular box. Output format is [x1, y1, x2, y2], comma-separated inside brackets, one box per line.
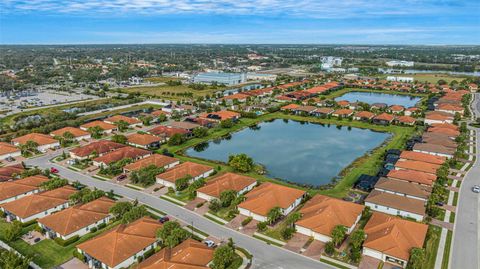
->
[0, 150, 21, 161]
[41, 215, 111, 240]
[2, 201, 70, 223]
[196, 181, 256, 202]
[363, 247, 408, 268]
[364, 201, 424, 221]
[238, 196, 303, 222]
[295, 214, 361, 243]
[156, 168, 214, 190]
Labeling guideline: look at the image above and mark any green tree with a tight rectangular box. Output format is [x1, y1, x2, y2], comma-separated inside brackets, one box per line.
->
[40, 178, 68, 191]
[121, 205, 148, 224]
[0, 249, 31, 269]
[20, 140, 39, 156]
[130, 165, 165, 187]
[3, 221, 23, 242]
[109, 201, 133, 218]
[156, 221, 189, 248]
[325, 241, 335, 255]
[285, 211, 302, 226]
[111, 134, 128, 144]
[407, 248, 426, 269]
[168, 133, 186, 146]
[115, 120, 130, 132]
[228, 154, 254, 173]
[192, 127, 209, 138]
[267, 206, 282, 224]
[349, 229, 365, 250]
[208, 199, 222, 212]
[175, 175, 192, 191]
[220, 119, 234, 128]
[211, 243, 236, 269]
[87, 126, 104, 139]
[331, 225, 347, 246]
[219, 190, 237, 207]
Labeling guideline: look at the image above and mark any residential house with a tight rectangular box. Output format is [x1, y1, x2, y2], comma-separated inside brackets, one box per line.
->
[198, 110, 241, 122]
[404, 107, 420, 116]
[364, 190, 425, 221]
[295, 195, 364, 242]
[413, 143, 455, 158]
[196, 173, 257, 201]
[0, 164, 24, 182]
[238, 182, 306, 222]
[353, 111, 375, 121]
[394, 160, 440, 175]
[371, 103, 387, 110]
[156, 162, 214, 189]
[11, 133, 60, 152]
[424, 111, 454, 125]
[398, 151, 446, 165]
[293, 105, 317, 115]
[280, 104, 300, 111]
[396, 116, 416, 126]
[80, 121, 118, 134]
[373, 113, 395, 125]
[336, 100, 350, 108]
[0, 142, 21, 161]
[127, 133, 163, 149]
[0, 175, 49, 204]
[332, 109, 354, 118]
[387, 169, 437, 186]
[123, 154, 180, 173]
[428, 127, 460, 138]
[92, 146, 151, 167]
[312, 107, 334, 117]
[50, 127, 91, 141]
[104, 115, 143, 129]
[70, 141, 126, 160]
[436, 104, 464, 115]
[389, 105, 405, 114]
[169, 121, 201, 132]
[374, 178, 431, 202]
[147, 126, 190, 140]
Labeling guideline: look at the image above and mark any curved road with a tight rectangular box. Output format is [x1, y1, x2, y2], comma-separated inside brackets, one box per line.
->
[25, 154, 333, 269]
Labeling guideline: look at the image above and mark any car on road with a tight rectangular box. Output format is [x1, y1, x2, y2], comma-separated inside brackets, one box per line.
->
[159, 216, 170, 223]
[50, 167, 59, 173]
[204, 240, 216, 248]
[116, 174, 127, 181]
[472, 185, 480, 193]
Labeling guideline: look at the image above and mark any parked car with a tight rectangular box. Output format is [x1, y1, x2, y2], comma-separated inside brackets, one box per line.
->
[472, 185, 480, 193]
[50, 167, 59, 173]
[204, 240, 216, 248]
[159, 216, 170, 223]
[116, 174, 127, 181]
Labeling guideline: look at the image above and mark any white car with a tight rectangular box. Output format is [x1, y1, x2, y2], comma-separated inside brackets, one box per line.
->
[204, 240, 216, 248]
[472, 185, 480, 193]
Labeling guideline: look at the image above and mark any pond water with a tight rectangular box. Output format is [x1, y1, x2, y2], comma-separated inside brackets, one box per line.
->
[186, 119, 390, 187]
[335, 91, 422, 107]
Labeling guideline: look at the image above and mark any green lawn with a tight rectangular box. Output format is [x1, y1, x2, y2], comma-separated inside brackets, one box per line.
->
[441, 230, 453, 269]
[424, 225, 442, 269]
[321, 87, 428, 100]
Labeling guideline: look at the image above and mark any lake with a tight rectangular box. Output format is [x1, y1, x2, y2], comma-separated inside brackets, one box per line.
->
[335, 91, 422, 107]
[186, 119, 390, 187]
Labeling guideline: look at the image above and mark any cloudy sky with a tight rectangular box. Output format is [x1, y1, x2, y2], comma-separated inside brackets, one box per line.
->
[0, 0, 479, 44]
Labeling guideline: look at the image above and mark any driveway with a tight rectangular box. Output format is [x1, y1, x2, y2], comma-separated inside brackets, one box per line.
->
[302, 240, 325, 260]
[284, 233, 310, 253]
[56, 258, 89, 269]
[359, 255, 381, 269]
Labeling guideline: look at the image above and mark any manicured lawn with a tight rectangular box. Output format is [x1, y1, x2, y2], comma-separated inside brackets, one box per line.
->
[144, 77, 184, 83]
[424, 225, 442, 269]
[441, 230, 453, 269]
[321, 87, 428, 100]
[120, 84, 225, 100]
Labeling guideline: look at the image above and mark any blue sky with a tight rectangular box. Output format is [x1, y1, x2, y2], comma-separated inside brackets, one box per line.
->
[0, 0, 479, 44]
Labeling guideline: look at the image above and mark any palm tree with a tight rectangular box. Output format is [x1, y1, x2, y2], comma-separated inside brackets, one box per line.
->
[267, 206, 282, 224]
[331, 225, 347, 246]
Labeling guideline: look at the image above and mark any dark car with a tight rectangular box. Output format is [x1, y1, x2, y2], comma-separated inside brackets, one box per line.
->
[116, 174, 127, 181]
[159, 216, 170, 223]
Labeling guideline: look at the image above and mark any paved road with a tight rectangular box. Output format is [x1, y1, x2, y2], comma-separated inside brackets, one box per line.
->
[450, 93, 480, 269]
[25, 154, 333, 269]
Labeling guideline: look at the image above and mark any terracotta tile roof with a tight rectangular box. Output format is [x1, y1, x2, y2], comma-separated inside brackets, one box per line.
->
[336, 100, 350, 107]
[389, 105, 405, 112]
[77, 217, 162, 268]
[399, 151, 446, 165]
[148, 126, 189, 137]
[238, 182, 305, 216]
[413, 143, 456, 156]
[425, 111, 453, 121]
[197, 173, 256, 199]
[151, 110, 170, 117]
[363, 212, 428, 261]
[406, 107, 420, 112]
[0, 186, 77, 219]
[199, 110, 240, 121]
[123, 154, 179, 172]
[80, 121, 117, 131]
[430, 123, 458, 131]
[0, 175, 49, 202]
[387, 169, 437, 186]
[365, 190, 426, 216]
[38, 197, 115, 236]
[127, 133, 163, 146]
[296, 195, 364, 236]
[332, 109, 354, 116]
[276, 95, 294, 101]
[295, 105, 317, 113]
[104, 115, 141, 125]
[137, 238, 213, 269]
[93, 146, 151, 165]
[169, 121, 201, 130]
[428, 127, 460, 137]
[222, 93, 250, 100]
[437, 104, 463, 111]
[396, 116, 416, 124]
[374, 113, 395, 122]
[421, 136, 457, 148]
[0, 142, 20, 156]
[70, 141, 126, 157]
[12, 133, 58, 146]
[156, 162, 213, 183]
[50, 127, 90, 138]
[0, 164, 24, 182]
[280, 104, 300, 111]
[354, 111, 375, 119]
[395, 160, 440, 174]
[375, 178, 431, 199]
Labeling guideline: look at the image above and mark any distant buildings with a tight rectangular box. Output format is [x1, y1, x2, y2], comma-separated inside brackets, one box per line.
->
[386, 76, 414, 83]
[321, 56, 343, 70]
[386, 60, 415, 67]
[193, 72, 246, 86]
[246, 72, 277, 81]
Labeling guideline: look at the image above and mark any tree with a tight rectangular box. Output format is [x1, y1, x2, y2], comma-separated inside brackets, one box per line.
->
[111, 134, 127, 144]
[130, 165, 165, 187]
[219, 190, 237, 207]
[4, 221, 23, 242]
[87, 126, 103, 139]
[208, 199, 222, 212]
[69, 188, 105, 204]
[349, 229, 365, 250]
[220, 119, 234, 128]
[157, 114, 167, 123]
[20, 140, 39, 156]
[175, 175, 192, 191]
[267, 206, 282, 224]
[156, 221, 189, 248]
[331, 225, 347, 246]
[285, 211, 302, 226]
[0, 249, 31, 269]
[407, 248, 426, 269]
[325, 241, 335, 255]
[228, 154, 254, 173]
[168, 133, 186, 146]
[109, 201, 133, 218]
[115, 120, 130, 132]
[211, 244, 236, 269]
[40, 178, 68, 191]
[192, 127, 208, 138]
[121, 205, 148, 224]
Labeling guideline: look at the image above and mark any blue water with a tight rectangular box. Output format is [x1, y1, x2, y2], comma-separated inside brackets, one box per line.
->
[335, 91, 421, 107]
[186, 119, 389, 186]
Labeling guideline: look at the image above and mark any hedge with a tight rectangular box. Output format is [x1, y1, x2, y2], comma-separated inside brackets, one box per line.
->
[54, 235, 80, 246]
[21, 219, 37, 227]
[97, 223, 107, 229]
[241, 217, 253, 226]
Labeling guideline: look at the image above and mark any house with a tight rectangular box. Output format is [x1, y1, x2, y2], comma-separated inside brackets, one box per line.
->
[1, 186, 77, 223]
[127, 133, 163, 149]
[123, 154, 180, 173]
[238, 182, 306, 222]
[147, 125, 190, 139]
[196, 173, 257, 201]
[421, 136, 457, 149]
[430, 123, 458, 131]
[77, 217, 162, 269]
[363, 212, 428, 268]
[295, 195, 364, 242]
[387, 169, 437, 186]
[156, 162, 214, 189]
[38, 197, 115, 240]
[364, 190, 425, 221]
[80, 121, 118, 134]
[374, 178, 431, 201]
[353, 111, 375, 121]
[413, 143, 455, 158]
[0, 175, 49, 204]
[371, 103, 388, 110]
[424, 111, 454, 125]
[436, 104, 464, 115]
[332, 109, 354, 118]
[11, 133, 60, 152]
[399, 151, 446, 165]
[428, 127, 460, 138]
[394, 160, 440, 175]
[169, 121, 201, 132]
[389, 105, 405, 114]
[104, 115, 142, 128]
[336, 100, 350, 107]
[70, 141, 126, 160]
[404, 107, 420, 116]
[137, 238, 214, 269]
[50, 127, 91, 141]
[373, 113, 395, 125]
[0, 164, 24, 182]
[293, 105, 317, 115]
[0, 142, 21, 161]
[312, 107, 334, 117]
[199, 110, 241, 122]
[396, 116, 416, 126]
[221, 93, 250, 103]
[280, 104, 300, 111]
[92, 146, 151, 167]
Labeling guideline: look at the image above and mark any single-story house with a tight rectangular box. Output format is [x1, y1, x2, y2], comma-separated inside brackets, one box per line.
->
[50, 127, 91, 141]
[169, 121, 201, 132]
[123, 154, 180, 173]
[374, 178, 431, 202]
[38, 197, 115, 240]
[424, 111, 454, 125]
[11, 133, 60, 152]
[427, 127, 460, 138]
[353, 111, 375, 121]
[147, 126, 190, 139]
[238, 182, 306, 222]
[399, 151, 446, 165]
[394, 160, 440, 175]
[76, 217, 162, 269]
[92, 146, 151, 167]
[293, 105, 317, 115]
[373, 113, 395, 125]
[126, 133, 164, 149]
[395, 116, 416, 126]
[104, 115, 143, 128]
[69, 141, 126, 160]
[332, 109, 354, 118]
[0, 175, 49, 204]
[371, 103, 388, 110]
[387, 169, 437, 186]
[198, 110, 241, 122]
[156, 162, 214, 189]
[412, 143, 455, 159]
[295, 195, 364, 242]
[0, 164, 25, 182]
[0, 142, 21, 161]
[364, 190, 426, 221]
[436, 103, 464, 115]
[389, 105, 405, 114]
[336, 100, 350, 107]
[280, 104, 300, 111]
[363, 212, 428, 268]
[196, 172, 257, 201]
[312, 107, 334, 117]
[80, 121, 118, 134]
[404, 107, 420, 116]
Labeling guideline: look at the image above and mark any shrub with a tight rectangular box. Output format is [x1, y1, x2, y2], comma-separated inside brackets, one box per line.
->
[21, 219, 37, 227]
[241, 217, 253, 226]
[325, 241, 335, 256]
[97, 223, 107, 230]
[54, 235, 80, 246]
[72, 249, 85, 261]
[208, 199, 222, 212]
[281, 227, 296, 240]
[196, 202, 205, 208]
[90, 227, 98, 233]
[257, 221, 267, 232]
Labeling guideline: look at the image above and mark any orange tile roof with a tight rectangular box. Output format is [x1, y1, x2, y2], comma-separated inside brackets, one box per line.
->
[296, 195, 364, 236]
[197, 173, 256, 199]
[222, 93, 249, 100]
[374, 113, 395, 122]
[0, 142, 20, 156]
[104, 115, 141, 125]
[0, 164, 24, 182]
[38, 197, 115, 236]
[395, 160, 440, 174]
[354, 111, 375, 119]
[123, 154, 179, 172]
[336, 100, 350, 107]
[399, 151, 446, 165]
[280, 104, 300, 110]
[80, 121, 117, 131]
[0, 186, 77, 219]
[425, 111, 453, 121]
[199, 110, 240, 121]
[50, 127, 90, 138]
[70, 141, 126, 157]
[77, 217, 162, 268]
[389, 105, 405, 112]
[396, 116, 416, 124]
[428, 127, 460, 137]
[151, 110, 170, 117]
[12, 133, 58, 146]
[363, 212, 428, 261]
[127, 133, 163, 146]
[375, 178, 431, 200]
[0, 175, 49, 202]
[365, 190, 425, 216]
[430, 123, 458, 131]
[93, 146, 151, 165]
[238, 182, 305, 216]
[315, 107, 334, 114]
[156, 162, 213, 183]
[437, 104, 463, 111]
[148, 126, 189, 137]
[387, 169, 437, 186]
[333, 109, 354, 116]
[137, 238, 213, 269]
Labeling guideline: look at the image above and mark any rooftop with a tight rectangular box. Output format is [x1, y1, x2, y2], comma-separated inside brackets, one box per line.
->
[197, 172, 256, 199]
